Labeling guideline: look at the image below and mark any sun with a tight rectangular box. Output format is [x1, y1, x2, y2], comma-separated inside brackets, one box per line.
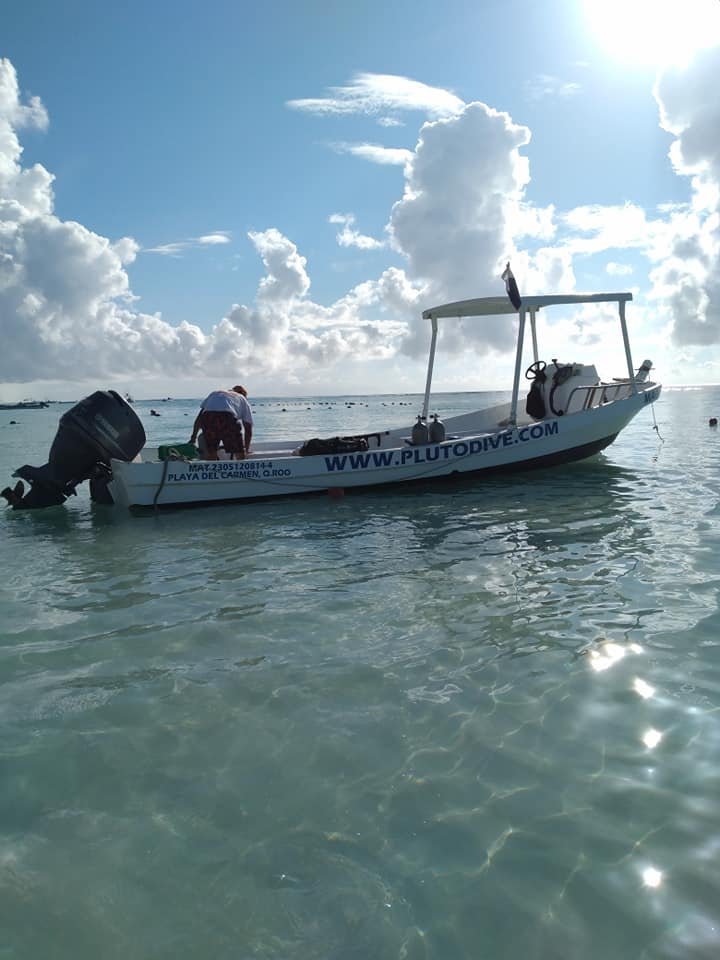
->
[584, 0, 720, 68]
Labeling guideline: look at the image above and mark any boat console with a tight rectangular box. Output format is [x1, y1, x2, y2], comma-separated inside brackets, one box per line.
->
[542, 362, 600, 416]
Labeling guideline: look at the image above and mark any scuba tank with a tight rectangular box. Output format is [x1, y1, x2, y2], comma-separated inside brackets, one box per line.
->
[411, 415, 429, 445]
[429, 414, 446, 443]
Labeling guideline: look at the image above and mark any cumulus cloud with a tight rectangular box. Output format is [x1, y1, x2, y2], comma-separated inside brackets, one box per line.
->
[0, 59, 229, 383]
[0, 59, 47, 132]
[252, 228, 311, 304]
[328, 213, 385, 250]
[287, 72, 464, 119]
[389, 100, 534, 354]
[11, 49, 720, 392]
[0, 62, 53, 219]
[513, 203, 557, 241]
[652, 46, 720, 345]
[218, 230, 411, 375]
[295, 83, 566, 359]
[0, 60, 418, 388]
[2, 58, 559, 387]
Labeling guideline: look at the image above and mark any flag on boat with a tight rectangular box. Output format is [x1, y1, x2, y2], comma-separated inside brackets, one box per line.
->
[501, 263, 522, 310]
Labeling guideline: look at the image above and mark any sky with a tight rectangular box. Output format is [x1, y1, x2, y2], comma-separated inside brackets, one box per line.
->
[2, 0, 720, 400]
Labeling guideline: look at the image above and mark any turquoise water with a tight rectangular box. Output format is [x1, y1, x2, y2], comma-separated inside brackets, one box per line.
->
[1, 389, 719, 959]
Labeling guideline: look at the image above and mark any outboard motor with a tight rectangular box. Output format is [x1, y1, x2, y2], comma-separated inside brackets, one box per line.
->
[635, 359, 652, 383]
[1, 390, 145, 510]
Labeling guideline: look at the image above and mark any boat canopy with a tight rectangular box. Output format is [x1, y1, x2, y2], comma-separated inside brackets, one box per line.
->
[422, 292, 633, 321]
[419, 291, 637, 423]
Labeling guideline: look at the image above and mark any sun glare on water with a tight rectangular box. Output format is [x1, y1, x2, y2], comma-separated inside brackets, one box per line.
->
[584, 0, 720, 68]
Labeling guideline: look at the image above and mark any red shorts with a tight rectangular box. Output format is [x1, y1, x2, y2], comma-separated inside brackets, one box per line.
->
[199, 411, 244, 454]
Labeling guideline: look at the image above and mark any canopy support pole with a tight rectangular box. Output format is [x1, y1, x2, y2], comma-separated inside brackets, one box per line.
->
[421, 317, 438, 420]
[530, 308, 539, 363]
[509, 309, 527, 426]
[619, 300, 637, 392]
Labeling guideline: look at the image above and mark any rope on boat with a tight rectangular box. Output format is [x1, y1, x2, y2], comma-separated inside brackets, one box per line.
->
[650, 402, 664, 442]
[153, 447, 195, 511]
[153, 457, 170, 512]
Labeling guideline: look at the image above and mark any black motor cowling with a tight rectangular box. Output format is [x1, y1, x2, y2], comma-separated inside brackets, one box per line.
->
[2, 390, 146, 510]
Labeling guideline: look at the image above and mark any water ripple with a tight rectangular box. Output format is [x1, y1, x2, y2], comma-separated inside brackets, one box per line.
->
[2, 390, 720, 957]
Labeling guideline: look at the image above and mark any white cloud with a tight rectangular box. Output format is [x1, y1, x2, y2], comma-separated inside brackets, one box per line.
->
[561, 203, 654, 253]
[219, 230, 412, 375]
[526, 74, 581, 101]
[10, 50, 720, 394]
[143, 241, 187, 257]
[251, 227, 311, 304]
[287, 72, 464, 119]
[331, 141, 413, 167]
[198, 232, 231, 245]
[0, 58, 594, 391]
[516, 247, 576, 297]
[652, 45, 720, 344]
[0, 61, 54, 219]
[606, 262, 634, 275]
[144, 231, 232, 256]
[0, 58, 48, 132]
[513, 203, 557, 241]
[0, 58, 420, 389]
[377, 116, 404, 128]
[328, 213, 385, 250]
[389, 100, 533, 355]
[0, 59, 219, 382]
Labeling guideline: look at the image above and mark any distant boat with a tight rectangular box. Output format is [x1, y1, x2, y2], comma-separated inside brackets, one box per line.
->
[0, 400, 49, 410]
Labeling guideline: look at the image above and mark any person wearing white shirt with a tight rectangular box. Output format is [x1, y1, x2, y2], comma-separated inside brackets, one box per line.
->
[190, 385, 254, 460]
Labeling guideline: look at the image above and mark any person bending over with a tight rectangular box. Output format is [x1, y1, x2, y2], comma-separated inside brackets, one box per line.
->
[190, 385, 253, 460]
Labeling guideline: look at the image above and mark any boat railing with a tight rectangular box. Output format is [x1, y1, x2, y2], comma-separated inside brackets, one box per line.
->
[565, 381, 638, 413]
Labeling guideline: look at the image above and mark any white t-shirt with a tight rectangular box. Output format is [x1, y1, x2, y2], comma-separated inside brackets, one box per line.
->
[201, 390, 254, 424]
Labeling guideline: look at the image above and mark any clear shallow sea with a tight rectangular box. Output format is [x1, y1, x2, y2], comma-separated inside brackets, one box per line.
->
[1, 388, 720, 959]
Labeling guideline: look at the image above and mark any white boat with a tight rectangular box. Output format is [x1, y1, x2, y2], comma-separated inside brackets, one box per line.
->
[0, 400, 49, 410]
[2, 290, 661, 512]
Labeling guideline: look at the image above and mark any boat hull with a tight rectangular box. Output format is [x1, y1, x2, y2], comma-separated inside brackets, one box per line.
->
[108, 386, 660, 510]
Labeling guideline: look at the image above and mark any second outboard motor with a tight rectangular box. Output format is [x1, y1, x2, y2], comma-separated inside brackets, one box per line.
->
[2, 390, 146, 510]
